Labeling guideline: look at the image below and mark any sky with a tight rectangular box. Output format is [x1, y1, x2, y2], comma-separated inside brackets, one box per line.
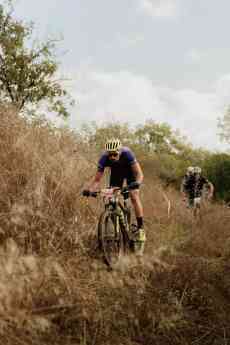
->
[7, 0, 230, 151]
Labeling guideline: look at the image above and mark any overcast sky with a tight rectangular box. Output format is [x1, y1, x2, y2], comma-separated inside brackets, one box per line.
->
[9, 0, 230, 151]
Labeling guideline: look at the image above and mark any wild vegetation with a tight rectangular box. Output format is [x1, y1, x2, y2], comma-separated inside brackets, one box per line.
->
[1, 2, 230, 344]
[82, 121, 230, 201]
[0, 105, 230, 345]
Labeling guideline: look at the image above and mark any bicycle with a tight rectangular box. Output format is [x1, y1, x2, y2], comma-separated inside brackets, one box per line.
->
[183, 195, 202, 221]
[83, 187, 135, 268]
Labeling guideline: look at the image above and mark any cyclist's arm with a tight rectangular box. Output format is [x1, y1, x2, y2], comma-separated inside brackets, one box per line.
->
[131, 161, 144, 184]
[86, 153, 108, 192]
[180, 177, 188, 200]
[207, 181, 214, 199]
[88, 171, 104, 192]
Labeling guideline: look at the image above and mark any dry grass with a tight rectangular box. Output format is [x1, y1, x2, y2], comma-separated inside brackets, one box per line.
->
[0, 105, 230, 344]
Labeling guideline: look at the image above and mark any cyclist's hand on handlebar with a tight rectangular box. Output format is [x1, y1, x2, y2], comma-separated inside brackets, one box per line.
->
[82, 189, 90, 197]
[82, 190, 98, 198]
[128, 181, 141, 190]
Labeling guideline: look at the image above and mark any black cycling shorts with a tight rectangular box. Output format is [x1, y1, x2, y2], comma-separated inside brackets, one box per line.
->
[109, 171, 135, 188]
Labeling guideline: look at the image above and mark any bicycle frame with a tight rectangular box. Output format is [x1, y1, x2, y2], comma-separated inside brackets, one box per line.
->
[85, 187, 133, 267]
[100, 188, 131, 231]
[184, 195, 202, 221]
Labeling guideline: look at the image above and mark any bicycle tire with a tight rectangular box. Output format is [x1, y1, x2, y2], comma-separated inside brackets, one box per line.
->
[118, 203, 131, 251]
[97, 210, 123, 267]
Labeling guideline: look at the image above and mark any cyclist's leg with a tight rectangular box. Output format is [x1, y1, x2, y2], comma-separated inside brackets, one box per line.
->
[127, 176, 144, 223]
[127, 178, 145, 256]
[129, 189, 144, 219]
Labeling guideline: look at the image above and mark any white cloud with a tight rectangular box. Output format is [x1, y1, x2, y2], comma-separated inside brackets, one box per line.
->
[137, 0, 179, 18]
[68, 67, 230, 151]
[116, 33, 145, 47]
[185, 49, 204, 64]
[215, 75, 230, 103]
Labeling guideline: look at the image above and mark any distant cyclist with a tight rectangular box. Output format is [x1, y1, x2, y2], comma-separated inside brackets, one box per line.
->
[82, 138, 145, 255]
[181, 166, 214, 209]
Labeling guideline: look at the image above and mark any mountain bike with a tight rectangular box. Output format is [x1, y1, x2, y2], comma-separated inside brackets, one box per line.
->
[184, 195, 202, 221]
[83, 187, 134, 268]
[192, 197, 202, 219]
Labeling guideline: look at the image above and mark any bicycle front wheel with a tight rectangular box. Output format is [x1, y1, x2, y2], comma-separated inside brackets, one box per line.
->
[98, 210, 123, 268]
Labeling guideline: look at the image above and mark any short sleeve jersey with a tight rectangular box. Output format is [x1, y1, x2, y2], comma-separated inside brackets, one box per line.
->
[182, 174, 209, 197]
[98, 147, 136, 171]
[97, 147, 137, 186]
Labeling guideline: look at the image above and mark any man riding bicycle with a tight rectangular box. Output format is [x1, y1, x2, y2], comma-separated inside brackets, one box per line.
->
[83, 138, 145, 255]
[181, 166, 214, 209]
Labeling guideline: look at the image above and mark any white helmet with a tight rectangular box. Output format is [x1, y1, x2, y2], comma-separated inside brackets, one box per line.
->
[187, 166, 194, 174]
[105, 138, 122, 152]
[194, 166, 202, 174]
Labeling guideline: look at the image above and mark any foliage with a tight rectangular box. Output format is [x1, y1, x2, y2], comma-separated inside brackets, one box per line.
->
[80, 120, 213, 188]
[1, 105, 230, 344]
[80, 121, 135, 152]
[134, 120, 186, 154]
[204, 152, 230, 201]
[0, 1, 74, 117]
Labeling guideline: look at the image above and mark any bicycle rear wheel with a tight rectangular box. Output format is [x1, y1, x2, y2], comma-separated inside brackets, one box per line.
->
[98, 210, 123, 268]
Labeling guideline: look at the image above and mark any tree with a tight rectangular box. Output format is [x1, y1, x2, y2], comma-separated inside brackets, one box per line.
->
[134, 120, 187, 154]
[80, 122, 135, 152]
[204, 153, 230, 201]
[0, 1, 74, 117]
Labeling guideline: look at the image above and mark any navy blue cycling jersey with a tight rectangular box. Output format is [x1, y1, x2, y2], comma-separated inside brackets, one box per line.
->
[98, 147, 137, 187]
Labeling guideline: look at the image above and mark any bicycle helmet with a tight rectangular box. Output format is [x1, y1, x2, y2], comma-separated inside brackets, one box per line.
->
[105, 138, 122, 152]
[194, 166, 202, 174]
[187, 166, 194, 174]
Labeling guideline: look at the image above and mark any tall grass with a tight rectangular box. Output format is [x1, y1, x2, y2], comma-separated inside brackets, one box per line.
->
[0, 105, 230, 344]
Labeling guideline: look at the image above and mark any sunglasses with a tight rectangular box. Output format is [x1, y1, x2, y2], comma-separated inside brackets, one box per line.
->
[108, 151, 119, 158]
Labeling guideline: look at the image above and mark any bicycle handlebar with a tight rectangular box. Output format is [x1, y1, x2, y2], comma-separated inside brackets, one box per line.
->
[82, 186, 130, 198]
[82, 190, 98, 197]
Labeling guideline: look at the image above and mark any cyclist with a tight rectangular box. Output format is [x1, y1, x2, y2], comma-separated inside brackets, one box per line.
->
[83, 138, 145, 255]
[181, 166, 214, 209]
